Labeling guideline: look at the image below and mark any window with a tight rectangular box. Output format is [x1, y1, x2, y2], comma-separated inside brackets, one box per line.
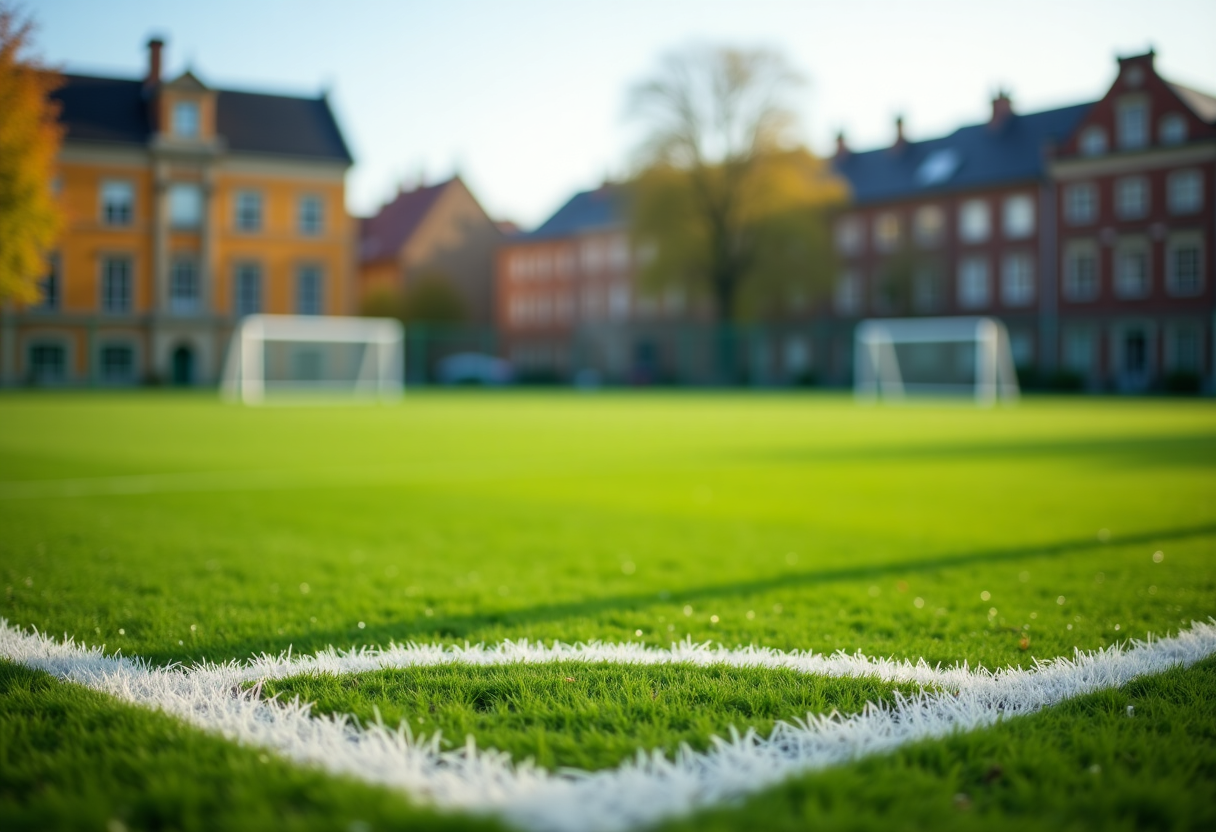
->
[915, 149, 961, 186]
[1010, 331, 1033, 367]
[1064, 329, 1095, 372]
[1114, 239, 1150, 298]
[101, 256, 132, 312]
[1122, 329, 1148, 375]
[834, 271, 862, 315]
[1079, 126, 1107, 156]
[1115, 177, 1149, 219]
[235, 191, 263, 232]
[874, 213, 901, 252]
[958, 200, 990, 243]
[912, 264, 943, 312]
[29, 343, 66, 383]
[1002, 195, 1035, 239]
[835, 217, 863, 255]
[957, 257, 990, 308]
[298, 195, 323, 236]
[169, 255, 200, 314]
[1169, 327, 1201, 372]
[1159, 114, 1187, 146]
[1117, 99, 1148, 149]
[296, 265, 323, 315]
[169, 184, 203, 229]
[1063, 241, 1099, 301]
[608, 236, 630, 271]
[608, 283, 631, 319]
[34, 254, 59, 310]
[1167, 235, 1203, 297]
[1167, 170, 1203, 214]
[913, 206, 944, 247]
[1064, 182, 1097, 225]
[1000, 252, 1035, 306]
[172, 100, 199, 138]
[100, 345, 135, 383]
[234, 263, 262, 316]
[580, 239, 605, 273]
[102, 181, 134, 226]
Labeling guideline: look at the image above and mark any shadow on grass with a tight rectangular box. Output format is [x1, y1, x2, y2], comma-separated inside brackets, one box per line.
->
[161, 521, 1216, 667]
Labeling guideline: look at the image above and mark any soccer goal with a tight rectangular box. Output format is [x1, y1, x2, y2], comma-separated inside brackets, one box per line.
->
[220, 315, 403, 405]
[854, 316, 1019, 405]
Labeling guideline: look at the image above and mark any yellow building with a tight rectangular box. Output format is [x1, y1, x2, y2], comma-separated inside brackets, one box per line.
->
[0, 38, 355, 386]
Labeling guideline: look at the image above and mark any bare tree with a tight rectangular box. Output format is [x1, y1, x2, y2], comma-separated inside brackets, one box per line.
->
[628, 45, 844, 324]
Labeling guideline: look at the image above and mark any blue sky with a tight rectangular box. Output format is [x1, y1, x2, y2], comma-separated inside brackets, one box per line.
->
[32, 0, 1216, 228]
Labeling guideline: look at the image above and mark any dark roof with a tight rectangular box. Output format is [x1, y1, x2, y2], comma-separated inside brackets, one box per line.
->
[359, 179, 450, 262]
[527, 184, 628, 239]
[832, 103, 1091, 205]
[53, 73, 352, 163]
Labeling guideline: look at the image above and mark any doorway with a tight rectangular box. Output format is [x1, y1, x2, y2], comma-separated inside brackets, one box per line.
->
[171, 344, 194, 386]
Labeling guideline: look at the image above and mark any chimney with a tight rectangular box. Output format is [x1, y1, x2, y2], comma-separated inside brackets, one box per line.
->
[893, 115, 906, 150]
[990, 90, 1013, 128]
[146, 37, 164, 87]
[835, 130, 849, 158]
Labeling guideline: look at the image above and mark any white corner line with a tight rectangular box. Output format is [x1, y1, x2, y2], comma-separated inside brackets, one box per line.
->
[3, 620, 1215, 832]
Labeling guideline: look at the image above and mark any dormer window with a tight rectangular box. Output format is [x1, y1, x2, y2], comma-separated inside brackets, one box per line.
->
[1159, 114, 1187, 146]
[1117, 99, 1148, 150]
[173, 100, 200, 138]
[1079, 126, 1107, 156]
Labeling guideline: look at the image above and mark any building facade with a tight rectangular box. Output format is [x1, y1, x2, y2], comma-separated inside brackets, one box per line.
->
[0, 38, 355, 387]
[495, 184, 705, 382]
[359, 176, 502, 325]
[828, 51, 1215, 392]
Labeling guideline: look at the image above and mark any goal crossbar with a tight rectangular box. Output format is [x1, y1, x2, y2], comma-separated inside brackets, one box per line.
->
[221, 314, 404, 405]
[854, 316, 1019, 406]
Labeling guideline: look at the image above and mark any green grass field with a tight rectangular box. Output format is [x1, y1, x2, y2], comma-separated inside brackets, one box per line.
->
[2, 391, 1215, 830]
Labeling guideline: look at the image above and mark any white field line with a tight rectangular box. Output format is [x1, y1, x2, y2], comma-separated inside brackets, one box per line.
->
[3, 621, 1215, 832]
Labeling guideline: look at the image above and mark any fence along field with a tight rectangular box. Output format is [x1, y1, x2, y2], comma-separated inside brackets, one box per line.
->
[1, 392, 1214, 830]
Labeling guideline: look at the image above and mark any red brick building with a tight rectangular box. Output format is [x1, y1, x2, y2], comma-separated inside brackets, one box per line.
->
[829, 51, 1215, 391]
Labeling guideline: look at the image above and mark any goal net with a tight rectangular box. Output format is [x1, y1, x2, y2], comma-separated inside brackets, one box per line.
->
[221, 315, 404, 405]
[854, 316, 1019, 405]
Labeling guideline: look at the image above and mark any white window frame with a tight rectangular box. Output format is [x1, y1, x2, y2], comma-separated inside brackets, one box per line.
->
[1167, 169, 1203, 215]
[957, 256, 990, 309]
[1079, 126, 1107, 157]
[172, 100, 200, 138]
[1115, 176, 1149, 220]
[1000, 251, 1035, 307]
[1159, 113, 1187, 146]
[1063, 327, 1097, 374]
[101, 180, 135, 227]
[298, 195, 324, 236]
[1001, 195, 1034, 240]
[100, 255, 134, 313]
[296, 264, 324, 316]
[873, 213, 901, 252]
[168, 183, 203, 229]
[1166, 233, 1204, 297]
[835, 217, 864, 255]
[169, 254, 201, 314]
[1165, 323, 1202, 373]
[27, 338, 71, 384]
[233, 261, 263, 316]
[958, 200, 991, 244]
[913, 205, 944, 248]
[98, 341, 138, 385]
[1062, 240, 1099, 302]
[911, 263, 943, 313]
[235, 191, 263, 233]
[1113, 237, 1151, 299]
[1116, 97, 1148, 150]
[1064, 182, 1097, 226]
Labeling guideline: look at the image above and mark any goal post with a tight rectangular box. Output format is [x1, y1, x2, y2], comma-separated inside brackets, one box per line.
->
[220, 314, 404, 405]
[854, 316, 1019, 406]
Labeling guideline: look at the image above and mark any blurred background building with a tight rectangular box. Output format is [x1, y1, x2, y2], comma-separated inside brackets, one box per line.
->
[0, 38, 354, 386]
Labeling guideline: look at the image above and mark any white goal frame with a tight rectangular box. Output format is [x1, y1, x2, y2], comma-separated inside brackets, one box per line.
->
[221, 314, 403, 405]
[854, 316, 1019, 406]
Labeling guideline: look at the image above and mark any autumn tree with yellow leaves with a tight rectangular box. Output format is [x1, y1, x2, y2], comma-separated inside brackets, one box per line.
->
[0, 5, 63, 304]
[627, 46, 847, 325]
